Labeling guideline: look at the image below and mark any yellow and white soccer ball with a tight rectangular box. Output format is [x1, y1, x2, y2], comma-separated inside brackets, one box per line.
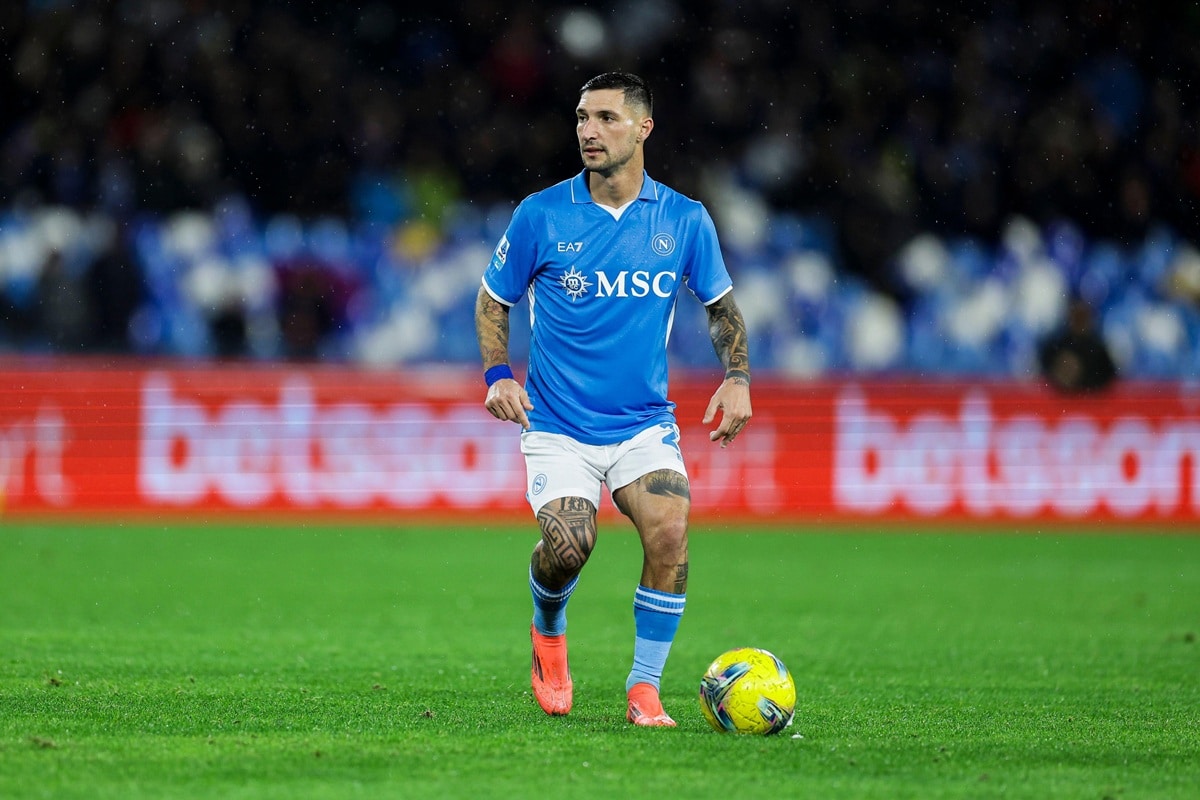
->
[698, 647, 796, 735]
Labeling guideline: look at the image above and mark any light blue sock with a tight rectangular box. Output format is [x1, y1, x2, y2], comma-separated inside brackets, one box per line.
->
[626, 585, 686, 692]
[530, 567, 578, 636]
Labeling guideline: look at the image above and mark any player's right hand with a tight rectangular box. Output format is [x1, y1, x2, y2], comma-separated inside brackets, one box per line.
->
[484, 378, 533, 429]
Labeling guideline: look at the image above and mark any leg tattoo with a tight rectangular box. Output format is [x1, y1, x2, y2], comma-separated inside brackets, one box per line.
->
[534, 497, 597, 584]
[672, 561, 689, 594]
[642, 469, 691, 501]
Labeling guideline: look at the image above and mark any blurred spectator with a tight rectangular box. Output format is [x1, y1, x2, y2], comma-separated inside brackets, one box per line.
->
[276, 260, 352, 361]
[1038, 298, 1118, 393]
[34, 248, 93, 351]
[85, 223, 143, 351]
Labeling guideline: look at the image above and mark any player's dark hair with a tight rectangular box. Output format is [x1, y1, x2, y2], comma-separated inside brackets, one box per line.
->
[580, 72, 652, 116]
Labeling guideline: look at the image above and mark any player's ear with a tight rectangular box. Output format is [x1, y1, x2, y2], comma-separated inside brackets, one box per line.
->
[638, 116, 654, 142]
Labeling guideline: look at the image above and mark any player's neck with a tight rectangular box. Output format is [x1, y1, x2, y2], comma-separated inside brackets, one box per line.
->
[587, 165, 644, 209]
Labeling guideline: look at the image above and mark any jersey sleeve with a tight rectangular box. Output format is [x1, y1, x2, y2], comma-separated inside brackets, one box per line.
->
[482, 200, 538, 306]
[685, 205, 734, 305]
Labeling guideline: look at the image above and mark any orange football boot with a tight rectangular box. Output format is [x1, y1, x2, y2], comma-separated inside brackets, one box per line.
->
[626, 682, 676, 727]
[530, 624, 572, 716]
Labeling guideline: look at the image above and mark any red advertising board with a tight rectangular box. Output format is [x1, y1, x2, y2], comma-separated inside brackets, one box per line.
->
[1, 359, 1196, 526]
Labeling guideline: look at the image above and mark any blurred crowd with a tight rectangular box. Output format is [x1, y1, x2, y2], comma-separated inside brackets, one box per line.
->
[2, 1, 1199, 381]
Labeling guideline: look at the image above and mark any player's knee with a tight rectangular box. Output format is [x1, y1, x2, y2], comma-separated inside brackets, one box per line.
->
[644, 516, 688, 561]
[535, 498, 598, 574]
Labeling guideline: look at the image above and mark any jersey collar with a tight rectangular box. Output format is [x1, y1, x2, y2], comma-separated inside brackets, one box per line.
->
[570, 170, 660, 205]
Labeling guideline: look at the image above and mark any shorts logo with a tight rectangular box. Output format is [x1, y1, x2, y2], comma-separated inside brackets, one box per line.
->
[532, 473, 548, 495]
[652, 233, 676, 256]
[660, 423, 683, 460]
[559, 266, 591, 300]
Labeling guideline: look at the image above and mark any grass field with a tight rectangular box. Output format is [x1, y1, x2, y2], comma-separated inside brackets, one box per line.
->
[1, 519, 1197, 799]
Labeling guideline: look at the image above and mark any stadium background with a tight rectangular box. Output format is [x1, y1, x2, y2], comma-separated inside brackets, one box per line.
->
[2, 1, 1199, 524]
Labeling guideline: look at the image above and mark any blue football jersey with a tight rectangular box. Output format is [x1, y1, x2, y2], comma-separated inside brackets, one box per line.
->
[482, 170, 733, 444]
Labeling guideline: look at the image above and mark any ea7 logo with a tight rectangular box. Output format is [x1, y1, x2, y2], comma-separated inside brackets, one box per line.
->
[595, 270, 678, 298]
[557, 242, 584, 252]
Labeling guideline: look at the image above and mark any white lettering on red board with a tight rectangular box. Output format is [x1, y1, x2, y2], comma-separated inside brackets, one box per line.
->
[0, 407, 71, 505]
[138, 374, 524, 507]
[834, 389, 1200, 517]
[136, 373, 781, 512]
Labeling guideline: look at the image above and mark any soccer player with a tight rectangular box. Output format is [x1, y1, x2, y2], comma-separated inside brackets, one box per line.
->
[474, 71, 752, 727]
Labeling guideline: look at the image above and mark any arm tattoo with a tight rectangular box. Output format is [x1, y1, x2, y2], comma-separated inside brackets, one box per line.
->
[644, 469, 691, 501]
[706, 293, 751, 383]
[535, 497, 597, 574]
[475, 287, 512, 368]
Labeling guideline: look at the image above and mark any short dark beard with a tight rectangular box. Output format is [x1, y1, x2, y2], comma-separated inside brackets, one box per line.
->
[581, 147, 633, 179]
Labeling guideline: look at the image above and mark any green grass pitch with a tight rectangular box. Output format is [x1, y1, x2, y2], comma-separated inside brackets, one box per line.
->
[1, 519, 1197, 799]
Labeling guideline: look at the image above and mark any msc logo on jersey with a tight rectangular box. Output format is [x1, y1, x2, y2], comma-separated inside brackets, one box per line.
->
[596, 270, 678, 298]
[560, 266, 592, 300]
[652, 233, 676, 256]
[559, 267, 678, 300]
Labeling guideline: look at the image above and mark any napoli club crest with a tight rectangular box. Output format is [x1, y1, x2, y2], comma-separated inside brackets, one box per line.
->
[652, 233, 675, 256]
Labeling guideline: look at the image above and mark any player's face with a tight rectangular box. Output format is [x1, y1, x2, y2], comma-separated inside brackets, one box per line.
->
[576, 89, 647, 176]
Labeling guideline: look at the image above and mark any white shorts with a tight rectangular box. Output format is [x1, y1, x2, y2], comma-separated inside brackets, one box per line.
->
[520, 422, 689, 515]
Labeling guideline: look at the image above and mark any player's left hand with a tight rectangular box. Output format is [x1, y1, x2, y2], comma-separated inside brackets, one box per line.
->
[703, 376, 752, 448]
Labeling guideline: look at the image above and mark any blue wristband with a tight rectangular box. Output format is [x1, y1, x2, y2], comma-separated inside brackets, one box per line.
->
[485, 364, 515, 387]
